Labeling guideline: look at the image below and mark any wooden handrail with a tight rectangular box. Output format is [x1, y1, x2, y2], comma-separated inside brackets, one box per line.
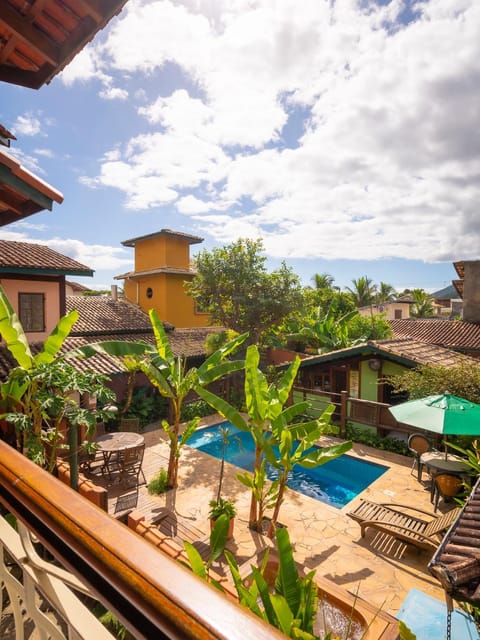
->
[0, 441, 285, 640]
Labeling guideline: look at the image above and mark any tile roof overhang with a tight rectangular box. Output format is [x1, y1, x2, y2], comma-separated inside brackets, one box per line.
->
[0, 0, 128, 90]
[0, 148, 64, 226]
[293, 338, 475, 370]
[0, 240, 93, 276]
[115, 266, 196, 280]
[121, 229, 204, 247]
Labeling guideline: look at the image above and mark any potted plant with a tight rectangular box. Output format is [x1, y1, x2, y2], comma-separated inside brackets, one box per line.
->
[208, 425, 236, 538]
[209, 498, 236, 539]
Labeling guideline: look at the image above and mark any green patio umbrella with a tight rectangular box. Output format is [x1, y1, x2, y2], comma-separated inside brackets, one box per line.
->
[389, 393, 480, 455]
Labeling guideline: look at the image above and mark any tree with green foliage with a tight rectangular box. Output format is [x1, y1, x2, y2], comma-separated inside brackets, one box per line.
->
[73, 310, 247, 489]
[186, 238, 303, 345]
[376, 281, 396, 302]
[346, 276, 376, 307]
[311, 272, 337, 290]
[347, 313, 393, 342]
[0, 285, 115, 483]
[410, 288, 435, 318]
[386, 360, 480, 405]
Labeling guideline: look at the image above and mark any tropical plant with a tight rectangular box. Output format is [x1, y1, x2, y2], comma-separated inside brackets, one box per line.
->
[346, 276, 376, 307]
[286, 303, 360, 353]
[225, 527, 319, 639]
[184, 513, 231, 582]
[196, 345, 350, 533]
[264, 405, 351, 536]
[311, 272, 337, 290]
[375, 281, 396, 303]
[209, 425, 237, 524]
[71, 310, 247, 489]
[409, 288, 435, 318]
[186, 238, 304, 345]
[209, 497, 237, 520]
[0, 284, 115, 478]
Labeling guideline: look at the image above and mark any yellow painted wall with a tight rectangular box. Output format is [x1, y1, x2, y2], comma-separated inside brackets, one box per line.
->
[134, 236, 190, 272]
[124, 272, 210, 327]
[0, 277, 61, 342]
[124, 233, 212, 327]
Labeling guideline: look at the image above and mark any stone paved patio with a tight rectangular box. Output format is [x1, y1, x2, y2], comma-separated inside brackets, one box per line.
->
[101, 416, 455, 618]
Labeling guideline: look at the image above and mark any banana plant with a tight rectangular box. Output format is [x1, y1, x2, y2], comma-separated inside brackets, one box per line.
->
[195, 345, 349, 533]
[196, 344, 299, 530]
[69, 309, 247, 489]
[225, 526, 319, 639]
[0, 285, 116, 477]
[263, 405, 351, 537]
[183, 513, 230, 587]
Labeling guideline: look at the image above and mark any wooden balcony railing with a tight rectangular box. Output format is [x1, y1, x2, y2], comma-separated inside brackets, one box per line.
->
[0, 441, 285, 640]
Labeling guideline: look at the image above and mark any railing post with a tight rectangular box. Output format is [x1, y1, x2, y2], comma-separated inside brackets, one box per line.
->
[340, 391, 348, 438]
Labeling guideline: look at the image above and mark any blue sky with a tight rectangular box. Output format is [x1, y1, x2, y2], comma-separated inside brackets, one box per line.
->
[1, 0, 478, 294]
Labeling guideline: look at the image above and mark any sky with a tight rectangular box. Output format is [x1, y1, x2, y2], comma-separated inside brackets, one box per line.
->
[1, 0, 479, 294]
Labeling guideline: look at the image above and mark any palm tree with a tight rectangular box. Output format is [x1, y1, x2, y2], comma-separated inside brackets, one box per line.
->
[376, 281, 396, 303]
[410, 288, 435, 318]
[346, 276, 376, 307]
[312, 272, 336, 290]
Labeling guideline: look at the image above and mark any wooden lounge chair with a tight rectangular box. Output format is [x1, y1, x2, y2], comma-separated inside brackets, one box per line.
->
[347, 499, 460, 551]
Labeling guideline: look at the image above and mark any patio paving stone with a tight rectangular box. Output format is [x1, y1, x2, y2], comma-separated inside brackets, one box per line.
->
[96, 416, 460, 618]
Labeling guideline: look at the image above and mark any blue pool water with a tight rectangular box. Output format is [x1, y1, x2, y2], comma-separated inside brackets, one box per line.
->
[187, 423, 388, 509]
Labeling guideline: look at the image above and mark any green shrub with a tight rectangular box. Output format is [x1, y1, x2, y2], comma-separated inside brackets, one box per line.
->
[147, 468, 168, 495]
[180, 399, 214, 421]
[122, 388, 168, 427]
[346, 423, 409, 456]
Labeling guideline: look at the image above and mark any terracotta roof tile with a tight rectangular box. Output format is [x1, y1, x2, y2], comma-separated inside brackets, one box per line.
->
[0, 240, 92, 275]
[66, 296, 153, 336]
[369, 338, 476, 367]
[389, 319, 480, 353]
[122, 229, 203, 247]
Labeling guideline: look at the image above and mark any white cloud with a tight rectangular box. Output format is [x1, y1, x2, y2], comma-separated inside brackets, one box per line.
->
[99, 86, 129, 100]
[176, 195, 210, 214]
[13, 113, 43, 137]
[34, 148, 54, 158]
[81, 0, 480, 263]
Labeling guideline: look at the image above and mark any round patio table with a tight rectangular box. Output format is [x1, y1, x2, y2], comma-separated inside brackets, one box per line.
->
[96, 431, 144, 453]
[419, 451, 470, 478]
[96, 432, 145, 480]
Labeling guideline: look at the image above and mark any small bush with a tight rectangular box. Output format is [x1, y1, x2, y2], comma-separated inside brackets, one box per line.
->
[180, 399, 214, 421]
[346, 423, 409, 456]
[147, 468, 168, 495]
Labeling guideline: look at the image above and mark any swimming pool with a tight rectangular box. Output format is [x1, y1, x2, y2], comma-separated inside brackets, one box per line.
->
[187, 423, 388, 509]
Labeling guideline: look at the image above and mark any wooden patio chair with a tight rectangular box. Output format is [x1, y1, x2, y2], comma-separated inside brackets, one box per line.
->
[432, 473, 464, 512]
[347, 499, 460, 551]
[407, 433, 432, 481]
[104, 443, 146, 487]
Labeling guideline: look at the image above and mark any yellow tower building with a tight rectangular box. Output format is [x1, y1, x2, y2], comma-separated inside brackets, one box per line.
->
[115, 229, 211, 327]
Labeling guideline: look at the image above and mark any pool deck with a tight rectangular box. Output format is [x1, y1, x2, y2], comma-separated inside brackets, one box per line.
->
[103, 416, 456, 618]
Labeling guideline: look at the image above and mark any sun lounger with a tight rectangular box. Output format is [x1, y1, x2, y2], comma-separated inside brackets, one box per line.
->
[347, 499, 460, 551]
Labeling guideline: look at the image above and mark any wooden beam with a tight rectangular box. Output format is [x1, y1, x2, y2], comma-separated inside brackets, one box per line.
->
[0, 3, 60, 66]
